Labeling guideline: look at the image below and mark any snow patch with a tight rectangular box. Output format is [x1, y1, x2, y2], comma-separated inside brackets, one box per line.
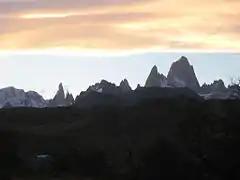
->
[173, 76, 186, 87]
[96, 88, 103, 93]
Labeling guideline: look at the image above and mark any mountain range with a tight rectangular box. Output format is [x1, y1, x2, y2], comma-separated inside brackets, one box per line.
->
[1, 56, 239, 108]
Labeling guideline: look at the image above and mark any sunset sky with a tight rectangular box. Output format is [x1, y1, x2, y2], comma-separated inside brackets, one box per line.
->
[0, 0, 240, 98]
[1, 0, 240, 51]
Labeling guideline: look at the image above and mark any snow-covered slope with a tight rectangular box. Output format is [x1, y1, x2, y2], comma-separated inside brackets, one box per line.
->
[0, 87, 47, 108]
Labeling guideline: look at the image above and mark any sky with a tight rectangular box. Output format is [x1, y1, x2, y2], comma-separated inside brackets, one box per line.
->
[0, 0, 240, 98]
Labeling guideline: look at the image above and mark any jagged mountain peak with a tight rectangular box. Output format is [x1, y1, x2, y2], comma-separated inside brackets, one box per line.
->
[59, 82, 63, 89]
[100, 79, 109, 85]
[54, 83, 65, 100]
[83, 79, 122, 96]
[59, 82, 64, 89]
[213, 79, 226, 90]
[150, 65, 158, 74]
[200, 79, 227, 94]
[178, 56, 190, 64]
[48, 83, 74, 107]
[145, 65, 167, 88]
[167, 56, 200, 90]
[120, 79, 132, 92]
[120, 79, 130, 86]
[92, 80, 116, 90]
[171, 56, 191, 70]
[57, 82, 65, 97]
[0, 86, 47, 108]
[66, 92, 75, 106]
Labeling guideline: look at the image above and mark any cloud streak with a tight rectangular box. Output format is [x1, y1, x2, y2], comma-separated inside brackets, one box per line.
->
[0, 0, 240, 52]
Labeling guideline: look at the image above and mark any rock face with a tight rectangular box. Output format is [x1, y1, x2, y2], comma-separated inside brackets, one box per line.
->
[86, 80, 123, 95]
[210, 80, 227, 92]
[227, 84, 240, 99]
[201, 80, 227, 94]
[75, 79, 132, 108]
[199, 80, 230, 100]
[167, 56, 200, 91]
[79, 79, 132, 101]
[52, 83, 65, 105]
[136, 84, 141, 90]
[0, 87, 47, 108]
[66, 92, 75, 106]
[119, 79, 132, 92]
[74, 87, 200, 108]
[145, 65, 167, 88]
[74, 91, 120, 108]
[48, 83, 74, 107]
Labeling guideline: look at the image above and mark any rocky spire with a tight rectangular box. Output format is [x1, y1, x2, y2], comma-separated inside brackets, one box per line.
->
[167, 56, 200, 90]
[120, 79, 132, 92]
[136, 84, 141, 90]
[48, 83, 74, 107]
[54, 83, 65, 101]
[66, 92, 75, 105]
[145, 65, 167, 88]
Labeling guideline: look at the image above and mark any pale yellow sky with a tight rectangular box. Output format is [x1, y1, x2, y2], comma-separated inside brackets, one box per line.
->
[1, 0, 240, 52]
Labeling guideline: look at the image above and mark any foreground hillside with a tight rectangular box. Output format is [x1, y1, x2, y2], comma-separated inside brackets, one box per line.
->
[1, 98, 240, 179]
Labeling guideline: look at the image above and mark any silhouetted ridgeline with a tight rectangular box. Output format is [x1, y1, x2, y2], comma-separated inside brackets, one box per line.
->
[74, 87, 201, 108]
[1, 97, 240, 179]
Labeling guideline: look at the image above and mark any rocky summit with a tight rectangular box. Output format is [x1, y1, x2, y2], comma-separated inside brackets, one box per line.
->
[48, 83, 74, 107]
[145, 65, 167, 88]
[167, 56, 200, 90]
[119, 79, 132, 92]
[1, 55, 240, 109]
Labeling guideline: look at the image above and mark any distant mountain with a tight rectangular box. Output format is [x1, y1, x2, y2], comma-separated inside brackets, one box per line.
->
[198, 80, 228, 99]
[74, 55, 240, 105]
[85, 80, 122, 95]
[1, 55, 240, 109]
[167, 56, 200, 90]
[143, 56, 238, 100]
[82, 79, 132, 97]
[0, 83, 75, 109]
[48, 83, 74, 107]
[119, 79, 132, 92]
[198, 79, 240, 100]
[74, 87, 200, 108]
[201, 80, 227, 94]
[226, 84, 240, 99]
[50, 83, 65, 106]
[75, 79, 130, 108]
[65, 92, 75, 106]
[75, 79, 200, 108]
[144, 56, 200, 90]
[0, 87, 47, 108]
[145, 65, 168, 88]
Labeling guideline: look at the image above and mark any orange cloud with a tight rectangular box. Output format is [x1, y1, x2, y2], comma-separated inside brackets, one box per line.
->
[0, 0, 240, 52]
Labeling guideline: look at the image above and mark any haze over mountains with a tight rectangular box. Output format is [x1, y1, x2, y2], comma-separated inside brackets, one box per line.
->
[0, 56, 239, 108]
